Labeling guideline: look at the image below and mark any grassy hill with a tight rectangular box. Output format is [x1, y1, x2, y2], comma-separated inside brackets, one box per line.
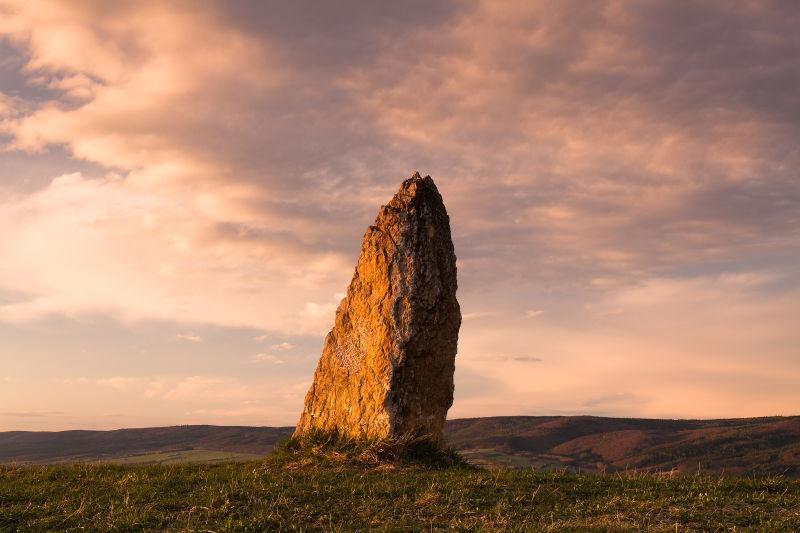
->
[0, 425, 292, 464]
[3, 416, 800, 476]
[447, 415, 800, 475]
[4, 417, 800, 530]
[2, 462, 799, 531]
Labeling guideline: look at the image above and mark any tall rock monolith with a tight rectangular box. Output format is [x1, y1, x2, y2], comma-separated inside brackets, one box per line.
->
[295, 172, 460, 441]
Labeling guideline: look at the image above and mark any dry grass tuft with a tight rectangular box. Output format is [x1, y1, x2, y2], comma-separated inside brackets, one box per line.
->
[270, 430, 473, 470]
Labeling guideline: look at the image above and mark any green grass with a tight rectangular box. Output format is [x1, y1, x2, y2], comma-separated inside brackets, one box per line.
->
[459, 448, 540, 469]
[2, 462, 800, 531]
[95, 449, 265, 465]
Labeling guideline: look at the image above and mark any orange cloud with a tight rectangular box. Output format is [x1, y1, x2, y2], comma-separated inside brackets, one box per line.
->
[0, 0, 798, 425]
[0, 172, 351, 334]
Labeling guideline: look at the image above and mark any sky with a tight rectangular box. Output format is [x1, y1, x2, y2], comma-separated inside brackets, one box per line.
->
[0, 0, 798, 431]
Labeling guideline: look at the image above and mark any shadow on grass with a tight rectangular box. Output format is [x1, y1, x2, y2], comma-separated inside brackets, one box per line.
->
[270, 430, 476, 470]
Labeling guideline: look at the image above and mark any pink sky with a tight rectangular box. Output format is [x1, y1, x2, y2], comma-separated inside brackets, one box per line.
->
[1, 0, 799, 430]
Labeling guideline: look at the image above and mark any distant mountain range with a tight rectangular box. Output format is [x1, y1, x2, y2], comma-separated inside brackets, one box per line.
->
[2, 416, 799, 476]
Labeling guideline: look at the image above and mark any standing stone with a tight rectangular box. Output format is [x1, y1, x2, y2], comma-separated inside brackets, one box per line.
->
[295, 172, 461, 441]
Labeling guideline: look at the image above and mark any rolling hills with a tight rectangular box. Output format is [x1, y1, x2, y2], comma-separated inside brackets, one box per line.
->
[447, 415, 800, 475]
[2, 415, 799, 475]
[0, 425, 291, 465]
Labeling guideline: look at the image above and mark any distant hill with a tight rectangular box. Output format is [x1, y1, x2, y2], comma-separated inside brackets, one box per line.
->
[0, 425, 292, 465]
[446, 416, 800, 475]
[2, 416, 799, 475]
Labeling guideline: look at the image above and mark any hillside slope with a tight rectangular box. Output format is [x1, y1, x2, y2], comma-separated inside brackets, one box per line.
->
[446, 416, 800, 475]
[2, 416, 799, 475]
[0, 425, 292, 464]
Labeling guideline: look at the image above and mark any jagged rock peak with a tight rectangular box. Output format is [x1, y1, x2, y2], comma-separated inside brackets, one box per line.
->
[294, 172, 461, 441]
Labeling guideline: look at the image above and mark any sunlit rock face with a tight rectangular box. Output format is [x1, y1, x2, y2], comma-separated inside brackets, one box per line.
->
[295, 172, 461, 441]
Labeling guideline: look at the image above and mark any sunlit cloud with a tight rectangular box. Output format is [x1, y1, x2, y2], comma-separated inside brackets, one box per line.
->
[452, 270, 800, 420]
[31, 373, 308, 429]
[461, 311, 497, 321]
[174, 333, 203, 343]
[252, 353, 285, 365]
[270, 342, 295, 351]
[0, 0, 798, 428]
[96, 376, 138, 390]
[0, 171, 352, 334]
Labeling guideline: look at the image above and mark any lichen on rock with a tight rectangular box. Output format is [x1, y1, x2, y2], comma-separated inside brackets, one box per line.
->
[295, 172, 461, 441]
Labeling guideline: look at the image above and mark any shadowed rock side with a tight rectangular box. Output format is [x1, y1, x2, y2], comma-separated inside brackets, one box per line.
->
[295, 173, 461, 441]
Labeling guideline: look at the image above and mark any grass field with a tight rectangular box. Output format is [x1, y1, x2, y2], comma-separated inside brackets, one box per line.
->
[2, 462, 800, 531]
[95, 449, 266, 466]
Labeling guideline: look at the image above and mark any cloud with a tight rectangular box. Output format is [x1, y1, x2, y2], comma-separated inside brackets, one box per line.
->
[524, 310, 544, 319]
[347, 0, 800, 288]
[0, 172, 351, 334]
[453, 269, 800, 419]
[583, 393, 645, 409]
[1, 0, 797, 325]
[60, 377, 89, 385]
[96, 376, 138, 390]
[461, 311, 497, 321]
[157, 376, 254, 402]
[31, 373, 309, 428]
[0, 1, 798, 423]
[270, 342, 295, 351]
[507, 355, 542, 363]
[174, 332, 202, 343]
[0, 411, 67, 417]
[0, 91, 23, 118]
[190, 406, 272, 419]
[252, 353, 285, 364]
[297, 294, 347, 329]
[473, 355, 543, 363]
